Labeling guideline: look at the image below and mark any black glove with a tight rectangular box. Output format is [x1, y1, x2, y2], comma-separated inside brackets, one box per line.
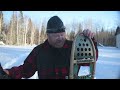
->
[0, 63, 12, 79]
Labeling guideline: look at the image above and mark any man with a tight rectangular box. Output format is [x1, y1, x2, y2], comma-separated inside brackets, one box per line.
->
[0, 16, 98, 79]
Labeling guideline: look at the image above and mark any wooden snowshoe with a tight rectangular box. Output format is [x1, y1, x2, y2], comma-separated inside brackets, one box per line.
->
[69, 32, 96, 79]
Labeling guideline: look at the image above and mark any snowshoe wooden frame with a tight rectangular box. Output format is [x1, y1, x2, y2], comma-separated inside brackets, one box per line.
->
[69, 32, 96, 79]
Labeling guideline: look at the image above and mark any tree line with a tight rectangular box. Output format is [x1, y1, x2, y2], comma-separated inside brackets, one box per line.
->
[0, 11, 118, 46]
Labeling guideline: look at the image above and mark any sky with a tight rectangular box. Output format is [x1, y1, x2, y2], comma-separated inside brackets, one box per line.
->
[0, 45, 120, 79]
[3, 11, 119, 30]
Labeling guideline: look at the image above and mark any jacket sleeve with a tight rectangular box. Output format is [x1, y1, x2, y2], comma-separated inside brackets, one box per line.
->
[7, 47, 38, 79]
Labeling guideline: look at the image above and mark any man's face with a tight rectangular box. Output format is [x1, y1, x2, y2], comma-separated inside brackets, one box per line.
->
[47, 32, 66, 48]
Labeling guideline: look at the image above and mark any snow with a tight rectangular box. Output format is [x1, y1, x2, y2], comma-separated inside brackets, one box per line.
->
[0, 45, 120, 79]
[98, 43, 104, 47]
[95, 46, 120, 79]
[78, 66, 90, 76]
[0, 41, 5, 45]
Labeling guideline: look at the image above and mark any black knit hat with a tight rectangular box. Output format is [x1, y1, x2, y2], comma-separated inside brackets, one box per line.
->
[46, 16, 65, 33]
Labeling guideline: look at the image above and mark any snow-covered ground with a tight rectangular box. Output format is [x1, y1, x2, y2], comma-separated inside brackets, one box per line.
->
[0, 45, 120, 79]
[95, 46, 120, 79]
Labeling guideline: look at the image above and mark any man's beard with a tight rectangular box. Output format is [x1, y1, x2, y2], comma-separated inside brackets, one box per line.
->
[54, 40, 65, 48]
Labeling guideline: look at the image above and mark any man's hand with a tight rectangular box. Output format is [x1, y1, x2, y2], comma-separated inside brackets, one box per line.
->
[82, 29, 95, 39]
[0, 63, 6, 75]
[0, 63, 11, 79]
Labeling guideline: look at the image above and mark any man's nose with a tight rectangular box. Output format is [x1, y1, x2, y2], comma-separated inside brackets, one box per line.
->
[58, 35, 63, 39]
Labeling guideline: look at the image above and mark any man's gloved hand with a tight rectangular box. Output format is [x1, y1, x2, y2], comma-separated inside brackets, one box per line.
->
[81, 29, 95, 39]
[0, 63, 12, 79]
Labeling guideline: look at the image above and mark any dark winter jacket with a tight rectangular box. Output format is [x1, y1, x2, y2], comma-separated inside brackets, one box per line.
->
[7, 39, 98, 79]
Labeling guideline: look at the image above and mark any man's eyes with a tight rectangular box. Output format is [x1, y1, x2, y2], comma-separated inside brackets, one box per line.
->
[55, 35, 63, 37]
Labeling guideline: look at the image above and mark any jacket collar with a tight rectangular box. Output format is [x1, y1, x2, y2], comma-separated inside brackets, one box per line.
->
[43, 39, 70, 49]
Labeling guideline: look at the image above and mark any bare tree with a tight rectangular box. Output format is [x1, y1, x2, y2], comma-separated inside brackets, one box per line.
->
[0, 11, 5, 42]
[64, 23, 71, 40]
[40, 22, 46, 44]
[71, 21, 78, 34]
[18, 11, 25, 45]
[77, 23, 83, 34]
[83, 18, 93, 31]
[6, 11, 17, 45]
[1, 23, 7, 43]
[34, 25, 39, 45]
[69, 30, 75, 41]
[26, 18, 35, 45]
[24, 16, 29, 45]
[6, 16, 13, 45]
[0, 11, 3, 35]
